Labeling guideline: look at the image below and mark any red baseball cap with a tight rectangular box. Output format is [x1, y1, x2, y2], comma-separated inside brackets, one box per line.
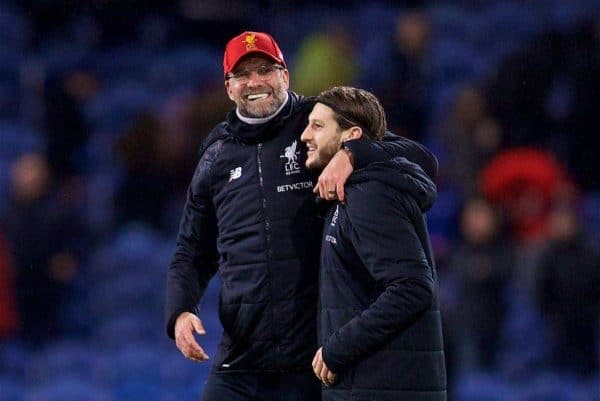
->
[223, 31, 286, 78]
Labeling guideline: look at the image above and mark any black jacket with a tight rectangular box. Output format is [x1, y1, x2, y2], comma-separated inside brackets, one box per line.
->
[319, 157, 447, 401]
[165, 91, 438, 374]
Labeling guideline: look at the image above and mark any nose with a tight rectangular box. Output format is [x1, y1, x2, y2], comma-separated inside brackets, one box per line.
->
[246, 71, 264, 86]
[300, 126, 311, 143]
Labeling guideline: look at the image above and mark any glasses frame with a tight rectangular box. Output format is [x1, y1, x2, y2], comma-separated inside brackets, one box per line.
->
[226, 64, 284, 83]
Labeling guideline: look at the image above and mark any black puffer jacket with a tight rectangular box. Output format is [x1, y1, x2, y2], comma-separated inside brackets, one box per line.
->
[165, 91, 440, 374]
[166, 92, 321, 373]
[319, 157, 447, 401]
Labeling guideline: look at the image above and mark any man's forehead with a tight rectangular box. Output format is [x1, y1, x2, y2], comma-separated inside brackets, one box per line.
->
[234, 55, 275, 70]
[309, 103, 335, 121]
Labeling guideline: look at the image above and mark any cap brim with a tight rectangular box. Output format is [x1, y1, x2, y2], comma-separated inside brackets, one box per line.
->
[227, 50, 285, 75]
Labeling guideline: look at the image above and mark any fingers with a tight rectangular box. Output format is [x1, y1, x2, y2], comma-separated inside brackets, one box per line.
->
[175, 314, 209, 362]
[192, 318, 206, 336]
[326, 371, 337, 386]
[312, 348, 323, 378]
[315, 150, 353, 202]
[312, 348, 336, 386]
[336, 181, 345, 203]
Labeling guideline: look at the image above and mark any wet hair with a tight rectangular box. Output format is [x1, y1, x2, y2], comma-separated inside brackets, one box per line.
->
[315, 86, 386, 140]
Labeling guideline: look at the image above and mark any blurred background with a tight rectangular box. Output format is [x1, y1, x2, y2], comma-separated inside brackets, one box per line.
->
[0, 0, 599, 400]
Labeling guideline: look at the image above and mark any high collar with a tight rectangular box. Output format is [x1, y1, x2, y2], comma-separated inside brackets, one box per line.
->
[225, 91, 308, 142]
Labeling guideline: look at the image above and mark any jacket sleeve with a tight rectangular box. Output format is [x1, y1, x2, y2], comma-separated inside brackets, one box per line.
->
[165, 143, 220, 339]
[322, 182, 434, 373]
[344, 133, 438, 179]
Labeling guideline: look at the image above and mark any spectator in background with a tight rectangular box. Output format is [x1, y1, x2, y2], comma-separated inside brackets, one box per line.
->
[377, 7, 432, 141]
[439, 86, 502, 197]
[0, 231, 19, 339]
[114, 112, 173, 231]
[485, 19, 599, 190]
[45, 69, 99, 182]
[2, 153, 85, 346]
[448, 197, 513, 371]
[479, 148, 573, 288]
[293, 26, 358, 96]
[536, 204, 600, 376]
[159, 88, 232, 197]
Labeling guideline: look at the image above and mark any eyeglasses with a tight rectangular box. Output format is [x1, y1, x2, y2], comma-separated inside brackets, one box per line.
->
[226, 64, 284, 83]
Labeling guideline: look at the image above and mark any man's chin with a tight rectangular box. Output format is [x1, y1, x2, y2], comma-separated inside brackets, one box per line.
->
[305, 157, 326, 171]
[239, 96, 281, 117]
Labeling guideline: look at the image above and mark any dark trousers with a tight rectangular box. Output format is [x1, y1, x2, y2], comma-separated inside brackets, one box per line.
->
[201, 371, 322, 401]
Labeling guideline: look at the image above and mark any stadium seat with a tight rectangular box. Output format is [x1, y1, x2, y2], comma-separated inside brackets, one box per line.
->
[513, 372, 590, 401]
[0, 121, 45, 161]
[0, 377, 25, 401]
[26, 339, 93, 385]
[0, 340, 27, 380]
[454, 372, 513, 401]
[147, 46, 220, 91]
[25, 378, 112, 401]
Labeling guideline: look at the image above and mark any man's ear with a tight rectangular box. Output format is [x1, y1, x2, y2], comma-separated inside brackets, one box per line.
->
[224, 80, 235, 101]
[343, 126, 363, 142]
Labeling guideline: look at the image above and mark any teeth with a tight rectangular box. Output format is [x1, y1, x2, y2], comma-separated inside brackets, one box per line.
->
[247, 93, 269, 100]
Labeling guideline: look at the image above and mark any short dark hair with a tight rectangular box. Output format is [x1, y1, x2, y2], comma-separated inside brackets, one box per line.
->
[315, 86, 386, 140]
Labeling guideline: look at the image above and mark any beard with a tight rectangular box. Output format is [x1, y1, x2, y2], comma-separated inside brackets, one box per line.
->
[237, 87, 287, 118]
[305, 138, 342, 171]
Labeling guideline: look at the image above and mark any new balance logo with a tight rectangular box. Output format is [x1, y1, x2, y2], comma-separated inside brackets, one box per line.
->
[229, 167, 242, 182]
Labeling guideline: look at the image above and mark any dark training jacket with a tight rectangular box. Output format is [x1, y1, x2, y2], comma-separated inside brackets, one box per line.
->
[165, 91, 439, 375]
[320, 157, 447, 401]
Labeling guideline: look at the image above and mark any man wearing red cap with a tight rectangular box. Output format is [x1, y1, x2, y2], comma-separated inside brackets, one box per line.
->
[165, 31, 438, 401]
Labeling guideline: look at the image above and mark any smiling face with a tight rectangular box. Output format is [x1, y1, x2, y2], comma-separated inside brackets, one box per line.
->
[301, 103, 359, 171]
[224, 56, 289, 118]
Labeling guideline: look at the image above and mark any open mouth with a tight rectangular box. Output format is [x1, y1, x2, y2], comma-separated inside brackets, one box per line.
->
[246, 93, 270, 101]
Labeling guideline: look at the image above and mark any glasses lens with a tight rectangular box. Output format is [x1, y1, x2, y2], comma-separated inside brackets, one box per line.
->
[228, 64, 282, 82]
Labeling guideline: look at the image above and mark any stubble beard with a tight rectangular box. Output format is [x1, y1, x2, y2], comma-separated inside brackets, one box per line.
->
[238, 88, 287, 118]
[306, 139, 342, 172]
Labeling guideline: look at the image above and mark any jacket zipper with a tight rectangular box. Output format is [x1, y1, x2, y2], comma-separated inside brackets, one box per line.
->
[257, 143, 272, 258]
[256, 143, 279, 367]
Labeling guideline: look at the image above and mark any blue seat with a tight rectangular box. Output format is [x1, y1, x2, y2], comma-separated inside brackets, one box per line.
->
[96, 342, 163, 388]
[89, 223, 169, 280]
[430, 39, 488, 84]
[27, 340, 93, 385]
[498, 283, 549, 377]
[428, 4, 474, 41]
[0, 6, 28, 55]
[513, 373, 589, 401]
[147, 46, 220, 91]
[114, 378, 163, 401]
[582, 193, 600, 251]
[0, 340, 27, 379]
[160, 348, 210, 387]
[0, 376, 25, 401]
[0, 121, 45, 161]
[26, 378, 112, 401]
[95, 45, 156, 84]
[427, 188, 461, 240]
[0, 65, 19, 118]
[546, 0, 593, 31]
[94, 315, 161, 348]
[84, 80, 164, 134]
[455, 372, 513, 401]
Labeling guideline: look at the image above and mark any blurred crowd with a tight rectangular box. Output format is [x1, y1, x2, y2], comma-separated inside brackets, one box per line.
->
[0, 1, 599, 400]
